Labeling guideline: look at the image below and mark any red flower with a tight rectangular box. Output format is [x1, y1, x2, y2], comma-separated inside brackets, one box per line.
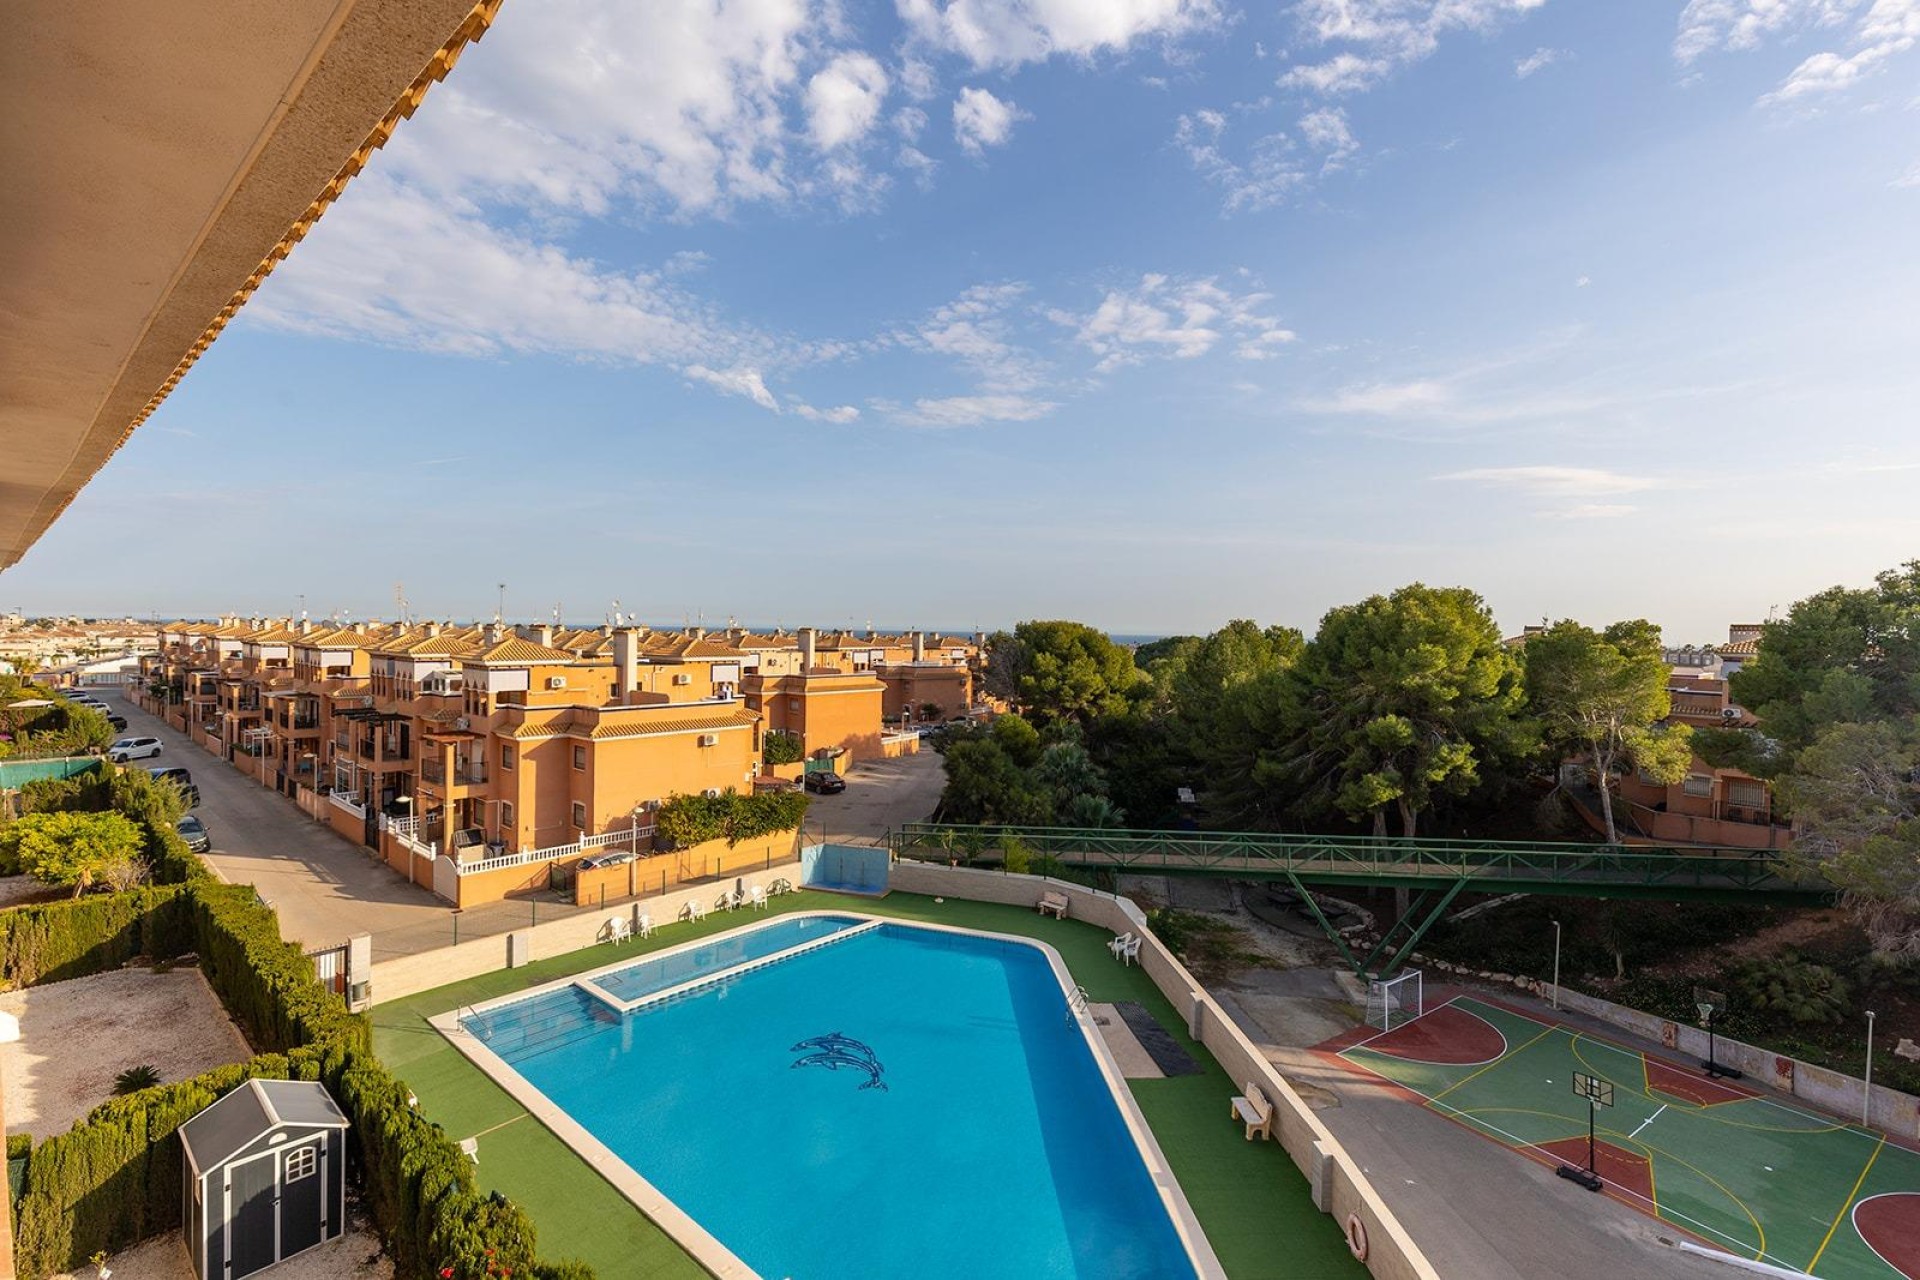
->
[440, 1270, 453, 1278]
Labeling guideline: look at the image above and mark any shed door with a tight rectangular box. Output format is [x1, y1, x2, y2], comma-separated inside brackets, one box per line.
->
[279, 1139, 325, 1252]
[225, 1150, 278, 1279]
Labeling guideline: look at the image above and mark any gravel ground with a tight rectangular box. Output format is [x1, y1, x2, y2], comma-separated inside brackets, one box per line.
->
[51, 1218, 392, 1279]
[0, 874, 60, 909]
[0, 966, 252, 1139]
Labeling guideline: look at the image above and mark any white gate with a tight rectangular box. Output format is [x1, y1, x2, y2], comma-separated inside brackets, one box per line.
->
[307, 944, 347, 995]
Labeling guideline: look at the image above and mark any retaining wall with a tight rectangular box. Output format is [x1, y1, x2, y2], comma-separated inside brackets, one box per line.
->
[888, 861, 1437, 1280]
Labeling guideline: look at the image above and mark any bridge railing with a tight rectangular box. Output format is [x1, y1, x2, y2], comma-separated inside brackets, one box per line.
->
[891, 822, 1816, 893]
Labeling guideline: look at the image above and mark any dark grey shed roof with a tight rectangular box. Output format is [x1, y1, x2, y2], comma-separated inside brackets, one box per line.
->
[179, 1079, 348, 1175]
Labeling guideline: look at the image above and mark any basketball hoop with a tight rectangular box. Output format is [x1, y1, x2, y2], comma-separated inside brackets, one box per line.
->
[1692, 986, 1743, 1081]
[1556, 1072, 1612, 1192]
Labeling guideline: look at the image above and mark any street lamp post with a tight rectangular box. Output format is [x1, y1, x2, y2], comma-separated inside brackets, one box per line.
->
[1551, 918, 1562, 1011]
[1864, 1010, 1877, 1127]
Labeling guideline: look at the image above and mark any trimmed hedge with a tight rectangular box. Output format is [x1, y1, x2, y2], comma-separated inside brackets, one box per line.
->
[189, 882, 369, 1055]
[0, 886, 191, 987]
[6, 871, 584, 1277]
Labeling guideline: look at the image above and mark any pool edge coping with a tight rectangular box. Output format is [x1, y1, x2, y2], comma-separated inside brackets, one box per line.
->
[428, 910, 1228, 1280]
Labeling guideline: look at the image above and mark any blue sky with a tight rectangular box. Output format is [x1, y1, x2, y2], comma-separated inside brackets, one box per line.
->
[9, 0, 1919, 641]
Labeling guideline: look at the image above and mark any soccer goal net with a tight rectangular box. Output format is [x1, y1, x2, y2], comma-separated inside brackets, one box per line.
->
[1365, 970, 1424, 1032]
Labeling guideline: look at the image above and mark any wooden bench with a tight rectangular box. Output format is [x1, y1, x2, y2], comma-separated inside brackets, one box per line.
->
[1036, 891, 1068, 920]
[1230, 1082, 1274, 1141]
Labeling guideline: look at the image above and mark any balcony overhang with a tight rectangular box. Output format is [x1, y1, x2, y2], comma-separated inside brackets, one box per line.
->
[0, 0, 501, 568]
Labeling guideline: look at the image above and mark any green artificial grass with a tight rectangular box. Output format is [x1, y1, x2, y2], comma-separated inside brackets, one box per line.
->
[373, 890, 1367, 1280]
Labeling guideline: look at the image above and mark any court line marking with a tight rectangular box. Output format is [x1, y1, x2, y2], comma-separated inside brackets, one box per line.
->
[1456, 996, 1869, 1137]
[1807, 1135, 1884, 1274]
[1429, 1099, 1775, 1265]
[1429, 1023, 1557, 1104]
[1341, 993, 1467, 1054]
[1341, 1000, 1510, 1069]
[1630, 1103, 1668, 1140]
[1850, 1191, 1920, 1280]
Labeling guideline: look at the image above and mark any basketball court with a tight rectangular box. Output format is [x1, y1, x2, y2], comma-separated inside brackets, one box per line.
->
[1321, 991, 1920, 1279]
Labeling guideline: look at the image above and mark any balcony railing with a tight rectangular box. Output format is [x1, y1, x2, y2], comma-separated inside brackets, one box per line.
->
[420, 759, 488, 787]
[456, 826, 653, 876]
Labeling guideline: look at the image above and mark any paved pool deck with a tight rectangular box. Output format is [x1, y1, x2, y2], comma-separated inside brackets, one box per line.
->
[371, 891, 1368, 1280]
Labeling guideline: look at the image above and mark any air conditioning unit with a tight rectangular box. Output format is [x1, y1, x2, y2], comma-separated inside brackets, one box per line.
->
[547, 676, 567, 690]
[1722, 706, 1742, 720]
[454, 716, 470, 730]
[697, 733, 719, 747]
[702, 787, 723, 798]
[672, 673, 692, 686]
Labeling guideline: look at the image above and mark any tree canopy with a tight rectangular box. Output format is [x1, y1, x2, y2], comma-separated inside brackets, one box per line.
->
[986, 621, 1143, 724]
[1523, 618, 1692, 843]
[0, 810, 146, 896]
[1281, 584, 1534, 836]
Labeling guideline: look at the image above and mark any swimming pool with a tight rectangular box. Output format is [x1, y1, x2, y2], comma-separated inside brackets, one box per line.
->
[447, 916, 1213, 1279]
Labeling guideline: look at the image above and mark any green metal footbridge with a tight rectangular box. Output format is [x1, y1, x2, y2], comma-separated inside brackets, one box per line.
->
[888, 821, 1827, 977]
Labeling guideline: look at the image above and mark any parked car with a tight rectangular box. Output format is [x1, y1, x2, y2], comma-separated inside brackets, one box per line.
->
[578, 850, 636, 870]
[107, 736, 162, 762]
[175, 814, 212, 853]
[803, 772, 846, 794]
[107, 714, 127, 731]
[150, 766, 199, 808]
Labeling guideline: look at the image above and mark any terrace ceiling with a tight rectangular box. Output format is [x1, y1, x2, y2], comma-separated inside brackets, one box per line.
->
[0, 0, 500, 569]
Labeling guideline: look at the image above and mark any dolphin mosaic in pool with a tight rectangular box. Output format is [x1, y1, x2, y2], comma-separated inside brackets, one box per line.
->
[790, 1031, 887, 1091]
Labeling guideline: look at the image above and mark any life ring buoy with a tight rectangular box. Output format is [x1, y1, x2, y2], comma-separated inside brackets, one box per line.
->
[1345, 1213, 1369, 1262]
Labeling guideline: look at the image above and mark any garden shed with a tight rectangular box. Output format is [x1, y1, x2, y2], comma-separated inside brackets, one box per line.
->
[179, 1078, 349, 1280]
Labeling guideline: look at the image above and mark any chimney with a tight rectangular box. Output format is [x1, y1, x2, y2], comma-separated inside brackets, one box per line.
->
[799, 627, 817, 672]
[352, 622, 367, 635]
[612, 627, 642, 698]
[534, 624, 553, 647]
[691, 626, 706, 640]
[426, 621, 440, 638]
[486, 623, 504, 644]
[912, 631, 926, 662]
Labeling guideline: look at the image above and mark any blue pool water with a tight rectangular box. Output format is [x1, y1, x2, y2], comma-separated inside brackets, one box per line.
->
[466, 922, 1197, 1280]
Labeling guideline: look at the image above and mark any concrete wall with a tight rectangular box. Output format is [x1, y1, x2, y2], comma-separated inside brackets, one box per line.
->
[888, 861, 1438, 1280]
[369, 858, 804, 1003]
[570, 832, 793, 908]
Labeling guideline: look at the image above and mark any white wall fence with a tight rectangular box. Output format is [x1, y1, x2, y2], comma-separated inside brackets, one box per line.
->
[453, 826, 655, 876]
[369, 858, 802, 1002]
[1413, 954, 1920, 1139]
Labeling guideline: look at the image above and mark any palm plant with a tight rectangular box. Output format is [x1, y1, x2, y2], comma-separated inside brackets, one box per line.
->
[112, 1064, 161, 1095]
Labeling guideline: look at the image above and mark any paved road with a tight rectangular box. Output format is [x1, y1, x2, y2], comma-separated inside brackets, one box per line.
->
[103, 690, 492, 956]
[802, 747, 945, 845]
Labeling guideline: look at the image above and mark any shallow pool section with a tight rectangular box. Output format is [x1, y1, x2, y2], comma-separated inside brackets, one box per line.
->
[451, 919, 1205, 1280]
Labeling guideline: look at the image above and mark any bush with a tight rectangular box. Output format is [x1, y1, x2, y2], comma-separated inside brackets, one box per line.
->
[112, 1065, 162, 1095]
[1735, 952, 1851, 1025]
[762, 730, 804, 766]
[654, 789, 809, 849]
[2, 810, 144, 892]
[0, 887, 190, 987]
[12, 761, 111, 816]
[189, 882, 370, 1056]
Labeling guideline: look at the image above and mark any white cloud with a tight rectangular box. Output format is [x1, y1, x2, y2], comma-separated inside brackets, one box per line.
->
[1674, 0, 1858, 64]
[1279, 0, 1549, 97]
[684, 364, 781, 411]
[1057, 274, 1296, 371]
[897, 145, 940, 187]
[1515, 46, 1566, 77]
[898, 0, 1219, 70]
[1176, 111, 1312, 211]
[1298, 106, 1358, 164]
[1674, 0, 1920, 104]
[805, 52, 890, 149]
[1309, 379, 1452, 415]
[1435, 465, 1667, 495]
[1435, 466, 1670, 518]
[1279, 52, 1394, 95]
[882, 393, 1058, 426]
[954, 86, 1026, 154]
[1575, 274, 1592, 286]
[1894, 159, 1920, 186]
[793, 401, 862, 422]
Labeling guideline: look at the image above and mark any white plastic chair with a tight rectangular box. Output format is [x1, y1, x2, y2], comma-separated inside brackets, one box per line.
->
[1121, 935, 1143, 967]
[749, 885, 768, 910]
[636, 912, 653, 939]
[604, 914, 632, 945]
[1108, 931, 1136, 960]
[681, 898, 707, 922]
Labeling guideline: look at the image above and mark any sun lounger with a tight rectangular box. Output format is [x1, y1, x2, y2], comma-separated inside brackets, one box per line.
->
[1230, 1083, 1274, 1141]
[769, 877, 794, 895]
[1037, 891, 1069, 920]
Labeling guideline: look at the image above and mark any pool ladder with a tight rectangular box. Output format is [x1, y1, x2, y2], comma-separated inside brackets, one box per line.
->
[1065, 985, 1090, 1022]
